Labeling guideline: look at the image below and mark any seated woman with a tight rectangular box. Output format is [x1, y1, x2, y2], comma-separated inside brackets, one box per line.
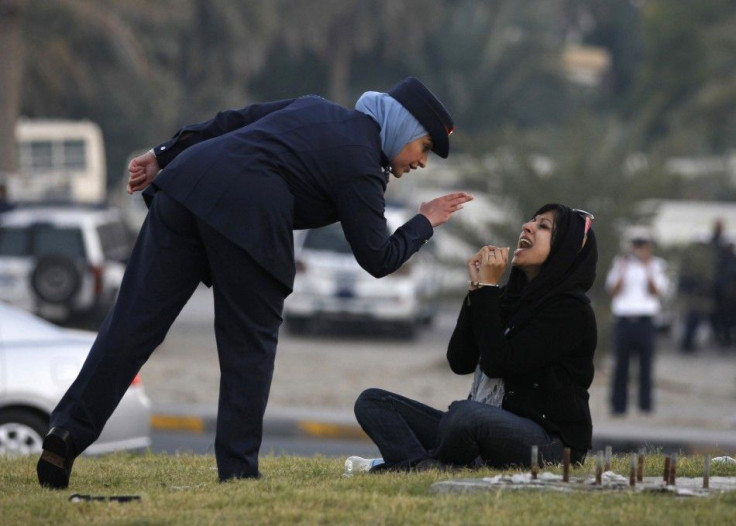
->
[346, 203, 597, 473]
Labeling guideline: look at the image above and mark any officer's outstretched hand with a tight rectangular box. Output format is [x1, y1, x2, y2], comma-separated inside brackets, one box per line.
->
[419, 192, 474, 227]
[127, 150, 160, 194]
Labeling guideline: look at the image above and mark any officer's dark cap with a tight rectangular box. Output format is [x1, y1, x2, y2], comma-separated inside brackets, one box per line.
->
[387, 77, 454, 158]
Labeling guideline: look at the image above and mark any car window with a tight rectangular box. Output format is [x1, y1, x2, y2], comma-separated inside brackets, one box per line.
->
[97, 221, 131, 261]
[303, 222, 393, 254]
[0, 226, 31, 256]
[33, 225, 86, 259]
[303, 224, 354, 254]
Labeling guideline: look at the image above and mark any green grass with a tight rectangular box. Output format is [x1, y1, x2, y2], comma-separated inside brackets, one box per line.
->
[2, 452, 735, 525]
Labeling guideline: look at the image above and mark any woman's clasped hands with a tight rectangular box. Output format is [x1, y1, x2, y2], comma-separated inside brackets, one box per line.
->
[467, 245, 509, 291]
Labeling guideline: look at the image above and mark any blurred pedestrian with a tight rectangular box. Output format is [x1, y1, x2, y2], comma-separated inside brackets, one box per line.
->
[37, 77, 473, 488]
[678, 236, 717, 352]
[606, 229, 670, 415]
[717, 241, 736, 349]
[0, 179, 13, 213]
[711, 219, 735, 347]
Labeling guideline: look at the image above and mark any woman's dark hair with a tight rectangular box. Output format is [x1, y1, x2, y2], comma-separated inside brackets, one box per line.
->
[500, 203, 598, 333]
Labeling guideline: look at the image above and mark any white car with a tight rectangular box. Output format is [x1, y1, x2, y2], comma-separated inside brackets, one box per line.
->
[0, 301, 151, 456]
[0, 204, 130, 322]
[284, 207, 443, 338]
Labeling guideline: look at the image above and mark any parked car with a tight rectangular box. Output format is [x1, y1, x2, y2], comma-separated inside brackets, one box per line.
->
[0, 301, 151, 457]
[0, 204, 131, 322]
[284, 207, 443, 338]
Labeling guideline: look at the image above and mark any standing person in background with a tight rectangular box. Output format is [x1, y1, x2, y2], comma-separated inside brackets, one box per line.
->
[717, 241, 736, 350]
[678, 236, 717, 353]
[711, 219, 734, 348]
[0, 179, 13, 213]
[606, 230, 670, 416]
[37, 77, 473, 489]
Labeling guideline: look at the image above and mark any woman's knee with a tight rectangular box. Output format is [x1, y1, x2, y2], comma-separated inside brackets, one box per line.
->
[354, 388, 391, 416]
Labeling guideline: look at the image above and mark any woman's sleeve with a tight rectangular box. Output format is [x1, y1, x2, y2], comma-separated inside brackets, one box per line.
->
[153, 98, 296, 168]
[446, 294, 482, 374]
[468, 291, 587, 377]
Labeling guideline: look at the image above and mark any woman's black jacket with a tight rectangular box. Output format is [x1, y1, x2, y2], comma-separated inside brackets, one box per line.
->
[447, 286, 597, 453]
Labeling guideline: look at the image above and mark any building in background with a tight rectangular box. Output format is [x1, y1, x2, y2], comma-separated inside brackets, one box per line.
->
[8, 119, 106, 204]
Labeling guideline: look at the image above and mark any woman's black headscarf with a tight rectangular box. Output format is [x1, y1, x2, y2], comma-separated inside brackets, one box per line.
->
[500, 204, 598, 335]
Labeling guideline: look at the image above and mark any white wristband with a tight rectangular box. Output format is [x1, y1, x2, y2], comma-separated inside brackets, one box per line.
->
[469, 281, 499, 288]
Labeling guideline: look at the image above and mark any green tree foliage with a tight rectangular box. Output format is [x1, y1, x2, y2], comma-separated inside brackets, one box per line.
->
[568, 0, 643, 102]
[632, 0, 736, 153]
[0, 0, 733, 220]
[422, 0, 572, 133]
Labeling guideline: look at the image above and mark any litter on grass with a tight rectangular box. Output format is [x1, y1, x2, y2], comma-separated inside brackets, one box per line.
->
[430, 471, 736, 497]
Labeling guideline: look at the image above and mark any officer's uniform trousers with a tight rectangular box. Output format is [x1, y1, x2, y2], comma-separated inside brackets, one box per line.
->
[50, 191, 287, 480]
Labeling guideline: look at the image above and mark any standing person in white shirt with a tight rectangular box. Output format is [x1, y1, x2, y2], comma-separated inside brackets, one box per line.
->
[605, 230, 669, 415]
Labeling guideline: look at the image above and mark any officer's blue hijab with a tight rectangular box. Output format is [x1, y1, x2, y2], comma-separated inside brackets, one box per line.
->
[355, 91, 428, 161]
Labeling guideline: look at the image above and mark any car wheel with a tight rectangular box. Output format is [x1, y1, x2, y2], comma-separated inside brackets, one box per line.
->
[31, 254, 82, 304]
[0, 409, 48, 457]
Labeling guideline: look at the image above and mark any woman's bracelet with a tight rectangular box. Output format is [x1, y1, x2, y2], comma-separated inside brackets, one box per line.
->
[469, 281, 499, 289]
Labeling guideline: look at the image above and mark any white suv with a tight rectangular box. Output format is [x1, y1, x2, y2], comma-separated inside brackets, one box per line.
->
[0, 205, 131, 323]
[284, 207, 443, 338]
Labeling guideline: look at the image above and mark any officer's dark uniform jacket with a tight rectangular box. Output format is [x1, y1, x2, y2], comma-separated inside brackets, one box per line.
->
[145, 95, 434, 290]
[39, 82, 449, 487]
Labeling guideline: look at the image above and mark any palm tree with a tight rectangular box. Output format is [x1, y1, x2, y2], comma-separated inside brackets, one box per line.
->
[276, 0, 444, 105]
[0, 0, 27, 190]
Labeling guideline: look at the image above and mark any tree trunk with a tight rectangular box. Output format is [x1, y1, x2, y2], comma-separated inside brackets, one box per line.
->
[325, 16, 354, 106]
[0, 0, 26, 195]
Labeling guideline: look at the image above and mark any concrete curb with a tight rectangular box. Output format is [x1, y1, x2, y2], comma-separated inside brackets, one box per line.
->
[151, 403, 736, 454]
[151, 404, 371, 442]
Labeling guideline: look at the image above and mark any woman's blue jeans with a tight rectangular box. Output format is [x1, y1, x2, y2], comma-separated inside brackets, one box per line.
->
[354, 388, 564, 470]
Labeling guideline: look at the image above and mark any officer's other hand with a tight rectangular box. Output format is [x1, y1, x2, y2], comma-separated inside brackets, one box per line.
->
[419, 192, 474, 227]
[127, 150, 160, 194]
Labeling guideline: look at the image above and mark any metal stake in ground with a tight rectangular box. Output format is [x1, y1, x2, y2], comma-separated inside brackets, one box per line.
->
[637, 448, 645, 482]
[669, 454, 677, 486]
[531, 445, 539, 480]
[595, 451, 603, 485]
[663, 456, 671, 485]
[563, 448, 570, 483]
[629, 453, 637, 488]
[704, 454, 711, 490]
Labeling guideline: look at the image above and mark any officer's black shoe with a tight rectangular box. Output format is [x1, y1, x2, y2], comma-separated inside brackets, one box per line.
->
[37, 427, 76, 489]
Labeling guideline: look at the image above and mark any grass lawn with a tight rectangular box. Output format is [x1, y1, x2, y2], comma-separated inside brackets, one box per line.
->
[2, 452, 735, 524]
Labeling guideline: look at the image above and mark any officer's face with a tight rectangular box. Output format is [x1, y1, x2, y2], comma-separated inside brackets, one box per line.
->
[390, 136, 432, 178]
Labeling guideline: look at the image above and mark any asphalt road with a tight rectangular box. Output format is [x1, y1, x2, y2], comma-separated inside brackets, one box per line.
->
[151, 429, 380, 459]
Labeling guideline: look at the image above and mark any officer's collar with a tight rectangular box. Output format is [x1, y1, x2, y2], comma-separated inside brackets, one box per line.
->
[380, 152, 390, 183]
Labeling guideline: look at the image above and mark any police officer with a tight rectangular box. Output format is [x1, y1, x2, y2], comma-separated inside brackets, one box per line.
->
[38, 77, 472, 488]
